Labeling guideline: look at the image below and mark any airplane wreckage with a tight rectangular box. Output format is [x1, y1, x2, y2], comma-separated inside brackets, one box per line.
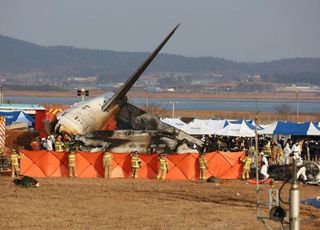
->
[49, 24, 203, 153]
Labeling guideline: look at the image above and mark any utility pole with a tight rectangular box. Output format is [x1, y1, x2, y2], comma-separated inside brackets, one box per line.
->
[289, 158, 300, 230]
[254, 114, 260, 218]
[145, 87, 149, 112]
[295, 91, 299, 122]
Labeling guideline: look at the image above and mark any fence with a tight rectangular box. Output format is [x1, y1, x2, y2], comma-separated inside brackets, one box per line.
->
[20, 150, 244, 180]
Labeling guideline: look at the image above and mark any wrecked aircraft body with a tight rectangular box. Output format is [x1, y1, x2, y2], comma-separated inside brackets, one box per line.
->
[76, 113, 203, 153]
[52, 24, 204, 153]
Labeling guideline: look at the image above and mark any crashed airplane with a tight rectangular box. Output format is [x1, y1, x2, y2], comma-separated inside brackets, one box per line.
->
[51, 24, 203, 153]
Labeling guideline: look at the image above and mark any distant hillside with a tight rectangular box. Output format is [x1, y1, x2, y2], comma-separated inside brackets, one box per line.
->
[1, 34, 320, 85]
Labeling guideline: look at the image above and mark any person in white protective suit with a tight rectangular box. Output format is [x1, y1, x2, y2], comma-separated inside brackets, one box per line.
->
[291, 142, 301, 158]
[283, 142, 291, 165]
[295, 155, 307, 182]
[46, 135, 55, 151]
[260, 152, 269, 179]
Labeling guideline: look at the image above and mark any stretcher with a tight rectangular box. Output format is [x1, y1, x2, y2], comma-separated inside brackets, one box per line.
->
[247, 178, 273, 184]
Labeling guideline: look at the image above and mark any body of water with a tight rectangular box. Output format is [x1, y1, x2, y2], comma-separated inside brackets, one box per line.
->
[3, 96, 320, 114]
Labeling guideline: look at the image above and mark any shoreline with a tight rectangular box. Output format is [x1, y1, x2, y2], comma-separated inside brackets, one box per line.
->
[4, 89, 320, 101]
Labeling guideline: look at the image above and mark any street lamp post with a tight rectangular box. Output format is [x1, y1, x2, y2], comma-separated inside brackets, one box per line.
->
[77, 88, 89, 102]
[0, 85, 3, 104]
[145, 87, 149, 112]
[169, 101, 177, 118]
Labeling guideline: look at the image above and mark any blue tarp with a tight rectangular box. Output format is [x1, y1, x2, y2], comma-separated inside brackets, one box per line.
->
[301, 199, 320, 209]
[273, 121, 311, 135]
[0, 111, 35, 127]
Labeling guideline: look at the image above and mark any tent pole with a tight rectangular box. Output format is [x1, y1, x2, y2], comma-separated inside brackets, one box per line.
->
[254, 116, 260, 219]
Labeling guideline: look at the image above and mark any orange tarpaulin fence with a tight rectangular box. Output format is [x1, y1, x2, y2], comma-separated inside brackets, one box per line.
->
[20, 150, 245, 180]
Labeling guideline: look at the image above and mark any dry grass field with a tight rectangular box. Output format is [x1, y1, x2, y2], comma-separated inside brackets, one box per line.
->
[5, 89, 320, 101]
[0, 177, 319, 229]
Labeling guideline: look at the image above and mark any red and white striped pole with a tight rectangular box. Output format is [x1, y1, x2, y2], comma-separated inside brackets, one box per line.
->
[0, 116, 6, 149]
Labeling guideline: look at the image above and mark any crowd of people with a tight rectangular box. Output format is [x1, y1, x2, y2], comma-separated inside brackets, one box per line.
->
[2, 133, 319, 183]
[199, 134, 320, 182]
[30, 134, 77, 152]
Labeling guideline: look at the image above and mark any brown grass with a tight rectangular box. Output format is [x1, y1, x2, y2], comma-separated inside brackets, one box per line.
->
[0, 177, 319, 229]
[4, 89, 320, 101]
[4, 89, 320, 122]
[169, 110, 320, 123]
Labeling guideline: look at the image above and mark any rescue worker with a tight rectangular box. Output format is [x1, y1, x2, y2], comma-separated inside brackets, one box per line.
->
[294, 154, 307, 182]
[199, 152, 209, 181]
[102, 150, 112, 179]
[262, 140, 271, 161]
[277, 144, 284, 165]
[10, 149, 21, 177]
[46, 135, 55, 151]
[291, 142, 301, 158]
[68, 149, 77, 177]
[157, 153, 169, 180]
[283, 142, 291, 165]
[41, 137, 47, 150]
[14, 176, 40, 188]
[54, 135, 64, 152]
[131, 151, 141, 179]
[30, 137, 41, 150]
[239, 153, 252, 180]
[271, 142, 278, 165]
[260, 152, 269, 179]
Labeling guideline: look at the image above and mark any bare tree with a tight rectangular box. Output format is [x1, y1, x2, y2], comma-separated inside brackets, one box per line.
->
[141, 103, 169, 117]
[273, 103, 292, 120]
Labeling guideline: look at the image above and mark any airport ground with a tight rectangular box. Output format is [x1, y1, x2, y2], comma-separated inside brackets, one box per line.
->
[1, 90, 320, 229]
[2, 89, 320, 151]
[0, 177, 319, 229]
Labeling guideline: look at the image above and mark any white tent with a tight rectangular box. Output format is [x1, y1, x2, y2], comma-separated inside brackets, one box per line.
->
[258, 121, 278, 135]
[182, 119, 215, 135]
[160, 118, 320, 137]
[207, 119, 228, 133]
[307, 122, 320, 136]
[160, 118, 188, 131]
[214, 120, 256, 137]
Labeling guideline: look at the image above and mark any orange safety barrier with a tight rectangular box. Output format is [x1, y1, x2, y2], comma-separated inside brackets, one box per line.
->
[20, 150, 245, 180]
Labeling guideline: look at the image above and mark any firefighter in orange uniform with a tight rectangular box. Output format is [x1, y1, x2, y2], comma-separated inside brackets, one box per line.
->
[10, 149, 22, 177]
[54, 135, 64, 152]
[131, 151, 142, 179]
[157, 153, 169, 180]
[68, 150, 77, 177]
[103, 150, 112, 179]
[199, 153, 209, 181]
[240, 153, 252, 180]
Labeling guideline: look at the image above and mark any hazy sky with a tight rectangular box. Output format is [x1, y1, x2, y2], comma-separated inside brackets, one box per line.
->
[1, 0, 320, 62]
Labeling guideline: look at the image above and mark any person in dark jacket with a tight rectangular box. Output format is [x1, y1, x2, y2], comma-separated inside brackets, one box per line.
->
[14, 176, 39, 188]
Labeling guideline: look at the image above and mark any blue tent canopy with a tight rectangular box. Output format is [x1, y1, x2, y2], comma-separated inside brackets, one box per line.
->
[0, 111, 35, 127]
[273, 121, 310, 135]
[229, 119, 243, 124]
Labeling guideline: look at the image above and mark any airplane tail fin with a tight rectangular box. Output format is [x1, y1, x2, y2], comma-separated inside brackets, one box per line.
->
[102, 24, 180, 111]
